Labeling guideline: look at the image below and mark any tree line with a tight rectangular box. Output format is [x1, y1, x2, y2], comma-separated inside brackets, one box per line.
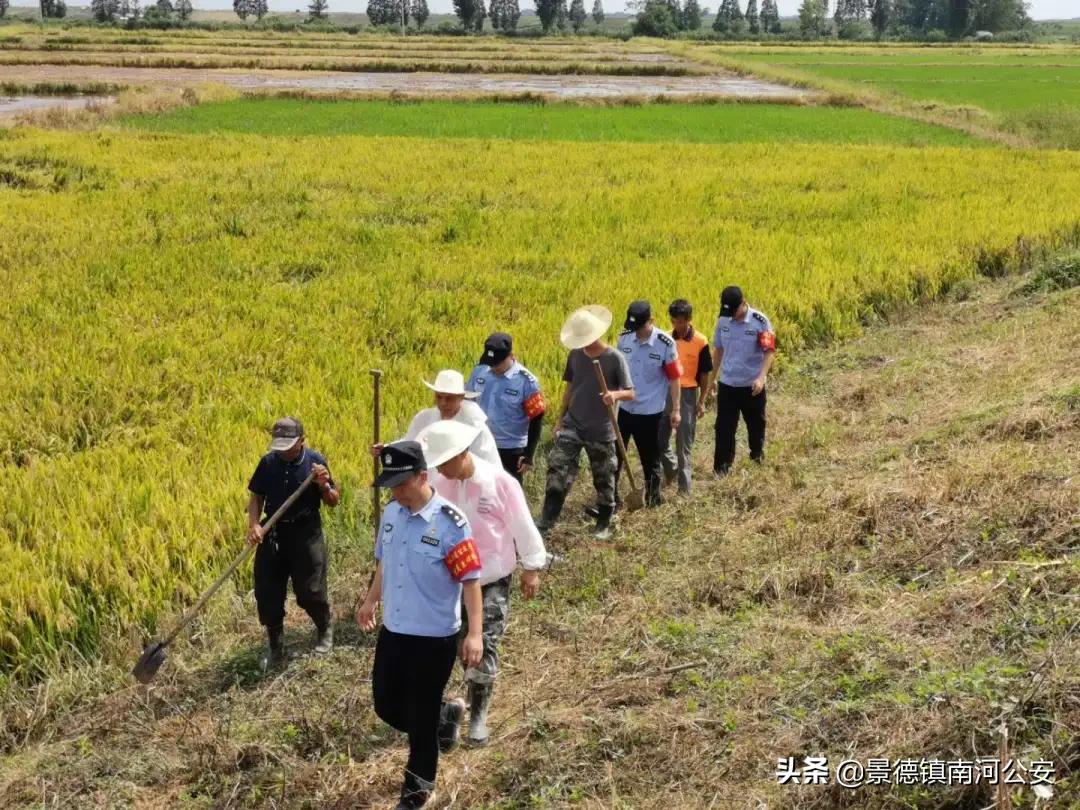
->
[346, 0, 606, 33]
[800, 0, 1029, 39]
[632, 0, 1029, 38]
[83, 0, 193, 22]
[0, 0, 1028, 38]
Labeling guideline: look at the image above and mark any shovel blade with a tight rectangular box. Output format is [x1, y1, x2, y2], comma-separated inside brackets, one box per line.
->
[624, 488, 646, 512]
[131, 640, 167, 684]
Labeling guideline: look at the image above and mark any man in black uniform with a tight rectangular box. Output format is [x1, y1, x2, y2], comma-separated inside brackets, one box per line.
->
[247, 417, 340, 668]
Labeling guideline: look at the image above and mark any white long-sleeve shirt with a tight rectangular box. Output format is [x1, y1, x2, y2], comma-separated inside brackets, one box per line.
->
[404, 400, 501, 468]
[430, 455, 548, 586]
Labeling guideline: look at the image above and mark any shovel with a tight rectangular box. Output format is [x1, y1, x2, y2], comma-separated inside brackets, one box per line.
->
[132, 470, 316, 684]
[591, 359, 645, 512]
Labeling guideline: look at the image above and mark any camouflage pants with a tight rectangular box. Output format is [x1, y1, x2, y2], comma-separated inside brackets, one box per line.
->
[458, 576, 511, 685]
[544, 428, 618, 509]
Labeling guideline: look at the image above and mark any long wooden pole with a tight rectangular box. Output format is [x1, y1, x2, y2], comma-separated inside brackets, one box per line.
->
[371, 369, 383, 534]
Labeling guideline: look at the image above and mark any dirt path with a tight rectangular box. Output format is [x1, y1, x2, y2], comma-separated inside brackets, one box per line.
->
[2, 64, 815, 101]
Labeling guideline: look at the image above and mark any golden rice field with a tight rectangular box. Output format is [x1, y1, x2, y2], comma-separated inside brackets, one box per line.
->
[2, 125, 1080, 679]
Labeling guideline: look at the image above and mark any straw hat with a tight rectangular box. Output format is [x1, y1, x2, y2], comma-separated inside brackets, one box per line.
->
[422, 369, 479, 399]
[560, 305, 612, 350]
[417, 420, 481, 468]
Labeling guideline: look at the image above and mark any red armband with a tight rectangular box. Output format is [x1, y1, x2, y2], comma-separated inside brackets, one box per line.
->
[758, 331, 776, 352]
[663, 359, 683, 381]
[522, 392, 546, 419]
[445, 538, 482, 581]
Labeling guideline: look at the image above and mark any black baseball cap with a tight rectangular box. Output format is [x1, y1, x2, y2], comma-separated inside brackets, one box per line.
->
[624, 300, 652, 331]
[269, 417, 304, 452]
[376, 441, 427, 488]
[720, 286, 744, 318]
[479, 332, 513, 366]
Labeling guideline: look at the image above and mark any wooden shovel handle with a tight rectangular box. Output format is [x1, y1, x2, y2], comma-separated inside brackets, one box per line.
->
[161, 471, 316, 647]
[591, 359, 640, 492]
[371, 369, 383, 536]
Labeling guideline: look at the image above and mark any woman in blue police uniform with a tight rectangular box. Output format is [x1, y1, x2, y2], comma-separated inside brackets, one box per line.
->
[356, 441, 484, 810]
[705, 286, 777, 474]
[246, 417, 339, 668]
[466, 332, 546, 483]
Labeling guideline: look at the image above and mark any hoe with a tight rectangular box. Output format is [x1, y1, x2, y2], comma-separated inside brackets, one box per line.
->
[131, 471, 316, 684]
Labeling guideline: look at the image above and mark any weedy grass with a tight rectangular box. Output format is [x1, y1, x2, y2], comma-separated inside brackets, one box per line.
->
[0, 270, 1075, 808]
[1, 126, 1080, 676]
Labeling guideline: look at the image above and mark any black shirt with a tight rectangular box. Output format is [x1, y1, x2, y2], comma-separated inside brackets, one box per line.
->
[248, 448, 332, 528]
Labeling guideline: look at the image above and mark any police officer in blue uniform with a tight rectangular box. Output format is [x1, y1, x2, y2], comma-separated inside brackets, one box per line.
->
[705, 286, 777, 475]
[247, 417, 339, 668]
[466, 332, 547, 483]
[613, 301, 683, 507]
[356, 441, 484, 810]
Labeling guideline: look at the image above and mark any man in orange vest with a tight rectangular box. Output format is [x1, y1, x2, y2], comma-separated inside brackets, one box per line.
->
[659, 299, 713, 495]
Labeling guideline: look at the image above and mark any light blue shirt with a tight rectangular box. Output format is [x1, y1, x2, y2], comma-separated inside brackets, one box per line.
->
[712, 307, 774, 387]
[375, 492, 479, 637]
[466, 362, 543, 450]
[617, 326, 680, 416]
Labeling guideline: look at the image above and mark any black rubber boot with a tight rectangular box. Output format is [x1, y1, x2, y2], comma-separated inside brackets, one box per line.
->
[536, 490, 566, 536]
[466, 682, 492, 747]
[646, 477, 663, 508]
[437, 697, 465, 753]
[395, 773, 436, 810]
[263, 624, 285, 670]
[584, 499, 620, 520]
[314, 622, 333, 655]
[593, 505, 614, 540]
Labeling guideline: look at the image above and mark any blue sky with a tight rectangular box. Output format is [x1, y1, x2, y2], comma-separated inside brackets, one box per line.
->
[193, 0, 1077, 19]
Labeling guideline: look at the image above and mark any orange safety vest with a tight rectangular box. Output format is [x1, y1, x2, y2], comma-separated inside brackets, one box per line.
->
[672, 326, 710, 389]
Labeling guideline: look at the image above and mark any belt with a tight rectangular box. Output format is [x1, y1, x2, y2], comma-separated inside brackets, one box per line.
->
[273, 509, 318, 527]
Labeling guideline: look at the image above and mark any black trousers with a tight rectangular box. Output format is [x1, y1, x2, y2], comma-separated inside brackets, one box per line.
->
[714, 383, 767, 472]
[253, 523, 331, 630]
[616, 409, 664, 506]
[372, 627, 458, 788]
[497, 447, 526, 484]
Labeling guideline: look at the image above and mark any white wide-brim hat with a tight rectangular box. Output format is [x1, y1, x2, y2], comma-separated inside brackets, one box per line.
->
[417, 420, 481, 468]
[423, 369, 479, 399]
[560, 305, 612, 350]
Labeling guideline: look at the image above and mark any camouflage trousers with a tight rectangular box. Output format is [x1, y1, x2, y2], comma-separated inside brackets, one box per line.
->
[458, 575, 511, 685]
[544, 428, 618, 509]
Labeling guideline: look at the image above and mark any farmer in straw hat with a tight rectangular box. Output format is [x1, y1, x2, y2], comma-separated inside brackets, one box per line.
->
[355, 440, 484, 810]
[417, 419, 549, 747]
[246, 417, 339, 668]
[372, 369, 501, 468]
[536, 305, 634, 541]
